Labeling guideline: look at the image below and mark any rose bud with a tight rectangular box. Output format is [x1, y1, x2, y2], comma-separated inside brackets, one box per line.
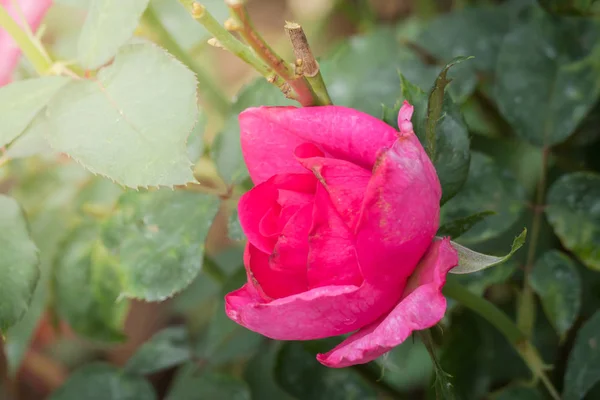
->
[225, 101, 458, 367]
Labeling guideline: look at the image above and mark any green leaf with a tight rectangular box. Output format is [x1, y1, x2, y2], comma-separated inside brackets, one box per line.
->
[227, 209, 245, 241]
[458, 262, 518, 296]
[215, 78, 295, 184]
[50, 363, 156, 400]
[437, 211, 496, 239]
[425, 56, 473, 159]
[102, 189, 219, 301]
[275, 342, 378, 400]
[244, 342, 295, 400]
[0, 195, 39, 332]
[4, 113, 54, 160]
[166, 365, 251, 400]
[493, 385, 544, 400]
[78, 0, 150, 69]
[195, 299, 262, 365]
[538, 0, 598, 15]
[46, 43, 196, 188]
[386, 75, 471, 204]
[125, 326, 191, 375]
[530, 250, 581, 338]
[546, 172, 600, 270]
[448, 229, 527, 274]
[52, 224, 127, 342]
[0, 77, 68, 148]
[494, 16, 600, 147]
[563, 310, 600, 400]
[441, 152, 526, 244]
[378, 337, 433, 392]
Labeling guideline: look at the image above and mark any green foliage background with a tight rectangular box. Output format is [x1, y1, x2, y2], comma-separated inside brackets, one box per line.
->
[1, 0, 600, 399]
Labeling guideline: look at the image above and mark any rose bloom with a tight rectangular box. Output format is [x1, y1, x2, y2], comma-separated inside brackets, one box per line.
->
[0, 0, 52, 86]
[225, 101, 458, 367]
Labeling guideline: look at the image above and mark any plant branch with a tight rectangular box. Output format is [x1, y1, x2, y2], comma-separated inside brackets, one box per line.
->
[284, 21, 332, 106]
[142, 4, 230, 116]
[0, 3, 52, 76]
[443, 278, 560, 400]
[225, 0, 321, 106]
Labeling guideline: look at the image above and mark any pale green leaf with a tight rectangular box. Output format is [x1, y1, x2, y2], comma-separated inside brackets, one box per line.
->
[78, 0, 150, 69]
[50, 363, 156, 400]
[0, 77, 68, 148]
[102, 190, 219, 301]
[46, 44, 196, 188]
[0, 195, 39, 332]
[4, 112, 54, 160]
[52, 224, 127, 342]
[167, 365, 251, 400]
[448, 229, 527, 274]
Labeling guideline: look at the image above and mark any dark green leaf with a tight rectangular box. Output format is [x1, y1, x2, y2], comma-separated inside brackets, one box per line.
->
[52, 224, 127, 342]
[275, 342, 378, 400]
[166, 365, 250, 400]
[494, 16, 600, 146]
[441, 152, 526, 244]
[215, 78, 295, 184]
[102, 190, 219, 301]
[50, 363, 156, 400]
[195, 299, 262, 365]
[493, 385, 544, 400]
[546, 172, 600, 270]
[530, 250, 582, 338]
[538, 0, 598, 16]
[437, 211, 496, 239]
[125, 326, 191, 375]
[419, 330, 456, 400]
[458, 262, 518, 296]
[563, 310, 600, 400]
[425, 56, 473, 159]
[244, 342, 294, 400]
[0, 195, 39, 332]
[377, 337, 432, 392]
[449, 229, 527, 274]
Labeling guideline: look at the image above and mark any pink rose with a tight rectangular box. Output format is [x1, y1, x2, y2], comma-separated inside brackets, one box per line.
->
[225, 101, 459, 367]
[0, 0, 52, 86]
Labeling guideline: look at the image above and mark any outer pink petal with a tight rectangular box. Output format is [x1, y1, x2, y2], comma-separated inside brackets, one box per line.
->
[245, 243, 307, 300]
[355, 133, 441, 287]
[296, 143, 372, 230]
[225, 279, 395, 340]
[307, 185, 362, 288]
[239, 106, 398, 184]
[0, 0, 53, 86]
[316, 238, 458, 367]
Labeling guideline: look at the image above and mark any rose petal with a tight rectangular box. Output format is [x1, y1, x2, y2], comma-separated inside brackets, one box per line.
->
[239, 173, 316, 253]
[225, 279, 395, 340]
[0, 0, 52, 86]
[307, 185, 363, 288]
[355, 134, 441, 288]
[316, 238, 458, 367]
[245, 243, 307, 300]
[296, 143, 371, 230]
[240, 106, 398, 184]
[269, 204, 312, 273]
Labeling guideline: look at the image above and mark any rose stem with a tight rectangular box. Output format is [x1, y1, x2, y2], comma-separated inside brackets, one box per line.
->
[224, 0, 322, 106]
[0, 4, 52, 76]
[178, 1, 295, 100]
[142, 4, 230, 117]
[443, 277, 560, 400]
[284, 21, 332, 106]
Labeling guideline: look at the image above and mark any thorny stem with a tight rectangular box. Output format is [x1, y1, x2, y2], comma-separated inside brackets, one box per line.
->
[178, 1, 291, 97]
[0, 3, 52, 76]
[517, 147, 550, 336]
[284, 21, 332, 106]
[443, 278, 560, 400]
[225, 0, 322, 106]
[143, 3, 230, 116]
